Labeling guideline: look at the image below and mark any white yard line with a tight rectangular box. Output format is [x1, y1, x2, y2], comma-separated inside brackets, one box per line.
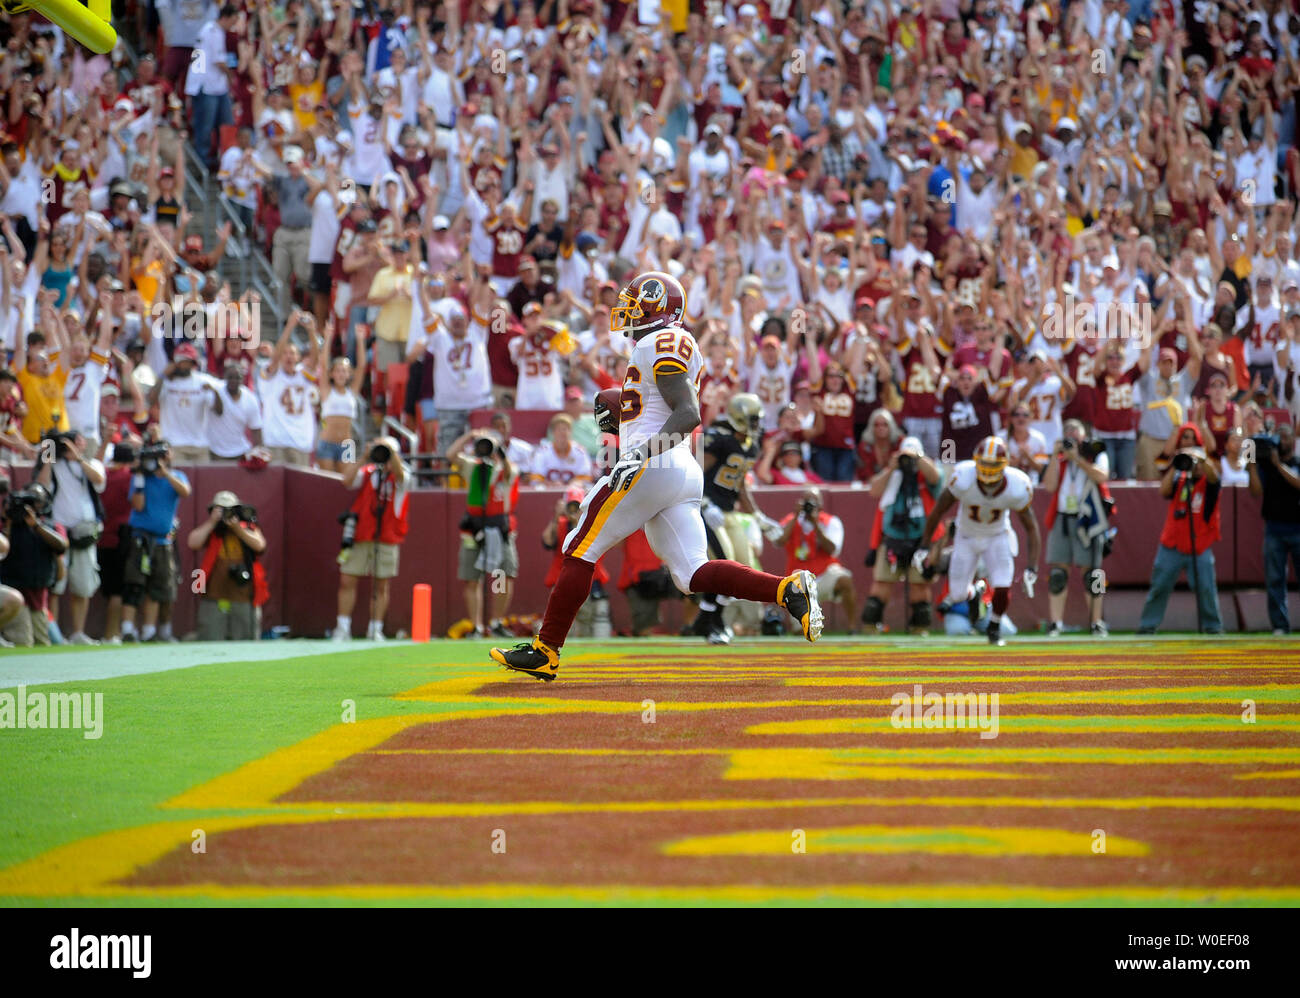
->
[0, 641, 398, 689]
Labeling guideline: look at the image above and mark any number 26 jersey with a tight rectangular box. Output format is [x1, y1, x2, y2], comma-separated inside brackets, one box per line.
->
[619, 326, 704, 455]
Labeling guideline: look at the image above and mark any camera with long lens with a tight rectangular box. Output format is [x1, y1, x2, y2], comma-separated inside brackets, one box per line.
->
[473, 435, 496, 459]
[336, 511, 358, 565]
[1079, 438, 1106, 462]
[4, 486, 49, 522]
[898, 453, 916, 474]
[369, 442, 393, 464]
[1252, 435, 1277, 461]
[1061, 438, 1076, 452]
[210, 502, 257, 530]
[40, 429, 77, 461]
[138, 442, 169, 474]
[1172, 451, 1196, 473]
[800, 500, 818, 518]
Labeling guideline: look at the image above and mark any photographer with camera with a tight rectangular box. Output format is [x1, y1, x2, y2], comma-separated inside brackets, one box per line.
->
[448, 427, 520, 638]
[332, 436, 410, 642]
[776, 487, 857, 631]
[1136, 422, 1224, 635]
[1247, 423, 1300, 634]
[120, 437, 192, 643]
[0, 512, 28, 645]
[0, 482, 68, 646]
[186, 490, 267, 640]
[33, 430, 105, 645]
[96, 443, 137, 644]
[863, 436, 944, 634]
[1040, 419, 1113, 637]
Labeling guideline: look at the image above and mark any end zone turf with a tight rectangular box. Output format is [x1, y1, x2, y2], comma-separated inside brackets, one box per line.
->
[1, 636, 1298, 907]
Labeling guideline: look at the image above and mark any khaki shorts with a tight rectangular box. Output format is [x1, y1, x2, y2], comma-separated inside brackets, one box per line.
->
[53, 544, 100, 598]
[457, 533, 519, 581]
[816, 563, 853, 603]
[269, 446, 311, 467]
[1135, 432, 1167, 481]
[491, 385, 516, 409]
[873, 544, 927, 584]
[374, 338, 405, 371]
[340, 541, 401, 579]
[171, 445, 210, 464]
[1046, 515, 1104, 567]
[196, 598, 257, 640]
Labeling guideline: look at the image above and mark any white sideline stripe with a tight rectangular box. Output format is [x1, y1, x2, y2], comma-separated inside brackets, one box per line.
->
[0, 640, 398, 690]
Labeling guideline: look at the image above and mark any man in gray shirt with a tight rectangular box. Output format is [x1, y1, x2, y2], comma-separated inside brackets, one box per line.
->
[157, 0, 214, 93]
[271, 147, 324, 312]
[1136, 345, 1197, 480]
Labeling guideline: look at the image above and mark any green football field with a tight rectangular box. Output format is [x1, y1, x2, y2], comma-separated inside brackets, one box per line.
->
[1, 635, 1298, 907]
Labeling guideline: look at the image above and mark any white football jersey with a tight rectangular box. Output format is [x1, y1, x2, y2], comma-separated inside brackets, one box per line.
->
[1246, 304, 1282, 367]
[510, 336, 565, 410]
[1013, 375, 1067, 451]
[259, 365, 318, 451]
[63, 352, 111, 441]
[746, 354, 794, 430]
[528, 439, 595, 484]
[947, 461, 1034, 539]
[621, 325, 705, 454]
[431, 326, 492, 412]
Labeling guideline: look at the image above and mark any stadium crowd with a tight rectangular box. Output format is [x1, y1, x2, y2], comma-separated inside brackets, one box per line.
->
[1, 0, 1299, 643]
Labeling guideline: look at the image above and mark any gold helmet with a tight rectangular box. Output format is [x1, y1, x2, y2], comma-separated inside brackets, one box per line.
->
[726, 393, 763, 443]
[973, 435, 1010, 486]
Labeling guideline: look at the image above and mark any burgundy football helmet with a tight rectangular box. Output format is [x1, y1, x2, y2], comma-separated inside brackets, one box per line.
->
[610, 270, 687, 337]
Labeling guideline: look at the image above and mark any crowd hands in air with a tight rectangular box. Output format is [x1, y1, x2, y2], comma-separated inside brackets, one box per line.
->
[3, 0, 1300, 643]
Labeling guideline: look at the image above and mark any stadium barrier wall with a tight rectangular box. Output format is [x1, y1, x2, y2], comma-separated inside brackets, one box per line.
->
[9, 466, 1296, 638]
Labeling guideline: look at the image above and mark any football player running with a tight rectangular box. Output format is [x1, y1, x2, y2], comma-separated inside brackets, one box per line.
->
[919, 436, 1042, 646]
[491, 272, 824, 681]
[693, 392, 781, 644]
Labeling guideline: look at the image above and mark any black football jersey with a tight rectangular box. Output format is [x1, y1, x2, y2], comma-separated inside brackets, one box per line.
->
[701, 419, 759, 511]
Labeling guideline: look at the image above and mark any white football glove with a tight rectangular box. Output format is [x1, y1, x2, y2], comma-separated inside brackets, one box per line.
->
[609, 446, 648, 491]
[756, 512, 785, 544]
[912, 548, 930, 575]
[701, 500, 725, 530]
[1023, 568, 1038, 599]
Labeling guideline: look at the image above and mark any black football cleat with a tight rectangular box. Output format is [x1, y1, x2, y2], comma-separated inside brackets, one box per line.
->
[987, 621, 1006, 647]
[778, 570, 824, 642]
[489, 638, 560, 682]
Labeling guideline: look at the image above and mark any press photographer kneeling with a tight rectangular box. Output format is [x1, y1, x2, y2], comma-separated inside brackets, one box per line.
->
[34, 430, 105, 645]
[1137, 423, 1223, 635]
[187, 491, 268, 640]
[0, 481, 67, 646]
[121, 438, 192, 643]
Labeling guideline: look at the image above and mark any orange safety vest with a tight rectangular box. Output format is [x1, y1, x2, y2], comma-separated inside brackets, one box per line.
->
[351, 465, 410, 544]
[782, 511, 839, 577]
[199, 526, 270, 607]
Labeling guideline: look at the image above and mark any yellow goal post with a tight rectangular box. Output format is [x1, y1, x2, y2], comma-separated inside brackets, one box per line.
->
[1, 0, 116, 54]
